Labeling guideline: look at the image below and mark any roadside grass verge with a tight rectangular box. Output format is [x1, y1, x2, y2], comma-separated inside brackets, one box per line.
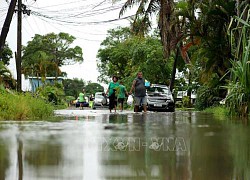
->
[0, 91, 55, 120]
[203, 106, 230, 117]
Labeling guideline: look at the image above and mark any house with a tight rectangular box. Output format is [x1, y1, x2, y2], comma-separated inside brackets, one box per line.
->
[28, 76, 64, 92]
[176, 90, 197, 104]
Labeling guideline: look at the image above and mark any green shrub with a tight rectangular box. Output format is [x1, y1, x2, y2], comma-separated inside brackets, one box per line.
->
[225, 11, 250, 116]
[195, 86, 220, 110]
[182, 96, 190, 108]
[0, 91, 54, 120]
[204, 106, 230, 117]
[35, 84, 65, 105]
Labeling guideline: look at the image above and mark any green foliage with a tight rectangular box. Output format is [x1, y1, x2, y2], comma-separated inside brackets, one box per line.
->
[0, 91, 54, 120]
[182, 96, 191, 108]
[204, 106, 230, 117]
[0, 43, 12, 66]
[63, 78, 85, 99]
[0, 61, 16, 89]
[65, 96, 75, 105]
[22, 32, 83, 78]
[85, 82, 104, 95]
[97, 27, 172, 87]
[225, 7, 250, 116]
[35, 84, 65, 105]
[0, 139, 9, 180]
[195, 85, 221, 111]
[186, 0, 235, 89]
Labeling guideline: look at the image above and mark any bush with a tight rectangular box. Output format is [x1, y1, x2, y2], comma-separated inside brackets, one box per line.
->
[204, 106, 230, 117]
[0, 91, 54, 120]
[195, 86, 221, 110]
[182, 96, 191, 108]
[35, 84, 66, 105]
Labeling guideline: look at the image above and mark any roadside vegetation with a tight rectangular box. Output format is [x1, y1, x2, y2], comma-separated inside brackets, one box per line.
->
[0, 86, 54, 120]
[203, 106, 230, 118]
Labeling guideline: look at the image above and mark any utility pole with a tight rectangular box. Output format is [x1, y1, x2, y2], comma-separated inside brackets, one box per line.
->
[0, 0, 17, 55]
[15, 1, 31, 92]
[16, 0, 22, 92]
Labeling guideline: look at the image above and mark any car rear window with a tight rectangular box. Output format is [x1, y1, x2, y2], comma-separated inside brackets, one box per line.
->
[148, 87, 169, 94]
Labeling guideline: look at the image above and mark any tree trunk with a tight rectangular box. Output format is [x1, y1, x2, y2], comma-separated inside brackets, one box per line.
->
[170, 47, 179, 92]
[159, 0, 173, 59]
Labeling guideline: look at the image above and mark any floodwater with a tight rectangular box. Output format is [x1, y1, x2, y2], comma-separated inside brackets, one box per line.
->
[0, 109, 250, 180]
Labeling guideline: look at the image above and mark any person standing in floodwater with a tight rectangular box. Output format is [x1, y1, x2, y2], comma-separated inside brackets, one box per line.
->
[106, 75, 119, 113]
[129, 72, 147, 112]
[117, 81, 128, 112]
[78, 88, 85, 110]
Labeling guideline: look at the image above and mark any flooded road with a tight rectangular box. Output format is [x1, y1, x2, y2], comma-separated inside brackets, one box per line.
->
[0, 110, 250, 180]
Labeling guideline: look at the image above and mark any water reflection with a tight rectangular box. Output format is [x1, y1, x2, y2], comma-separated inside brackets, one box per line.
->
[100, 113, 190, 179]
[0, 112, 250, 179]
[0, 137, 10, 180]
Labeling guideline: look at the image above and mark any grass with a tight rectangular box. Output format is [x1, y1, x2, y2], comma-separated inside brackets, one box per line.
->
[225, 7, 250, 116]
[0, 91, 55, 120]
[203, 106, 230, 117]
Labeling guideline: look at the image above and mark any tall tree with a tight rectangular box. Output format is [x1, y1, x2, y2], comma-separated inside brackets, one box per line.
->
[22, 32, 83, 78]
[85, 82, 104, 95]
[116, 0, 176, 59]
[63, 78, 85, 99]
[0, 43, 12, 66]
[97, 27, 172, 86]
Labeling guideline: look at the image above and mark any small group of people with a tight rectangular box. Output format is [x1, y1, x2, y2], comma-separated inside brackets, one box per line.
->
[106, 71, 147, 113]
[77, 71, 147, 113]
[106, 76, 128, 113]
[77, 89, 94, 109]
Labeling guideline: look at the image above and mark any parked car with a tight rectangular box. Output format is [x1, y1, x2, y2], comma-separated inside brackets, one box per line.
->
[93, 92, 109, 108]
[75, 101, 89, 108]
[146, 84, 175, 112]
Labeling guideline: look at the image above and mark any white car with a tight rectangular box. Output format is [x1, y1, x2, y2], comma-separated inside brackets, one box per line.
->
[93, 92, 108, 107]
[147, 84, 175, 112]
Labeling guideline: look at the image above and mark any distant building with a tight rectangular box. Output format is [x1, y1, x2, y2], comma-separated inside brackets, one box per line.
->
[176, 90, 197, 104]
[28, 76, 64, 92]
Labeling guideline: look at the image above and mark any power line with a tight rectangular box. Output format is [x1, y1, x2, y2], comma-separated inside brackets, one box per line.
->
[2, 0, 133, 42]
[35, 0, 89, 9]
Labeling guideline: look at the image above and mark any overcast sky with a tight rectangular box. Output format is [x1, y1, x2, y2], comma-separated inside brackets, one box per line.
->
[0, 0, 133, 90]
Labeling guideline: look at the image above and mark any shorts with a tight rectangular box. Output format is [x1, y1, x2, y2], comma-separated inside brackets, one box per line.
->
[134, 96, 147, 106]
[79, 102, 85, 107]
[118, 98, 125, 104]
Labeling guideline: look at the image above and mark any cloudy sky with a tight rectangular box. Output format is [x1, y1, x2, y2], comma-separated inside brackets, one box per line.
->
[0, 0, 134, 89]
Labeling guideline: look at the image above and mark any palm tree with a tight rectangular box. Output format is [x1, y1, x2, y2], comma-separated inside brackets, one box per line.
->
[116, 0, 177, 59]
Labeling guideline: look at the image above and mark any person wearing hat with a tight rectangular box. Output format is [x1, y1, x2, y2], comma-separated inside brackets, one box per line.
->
[106, 75, 120, 113]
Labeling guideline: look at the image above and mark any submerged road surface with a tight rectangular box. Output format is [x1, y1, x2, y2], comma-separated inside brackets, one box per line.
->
[0, 109, 249, 179]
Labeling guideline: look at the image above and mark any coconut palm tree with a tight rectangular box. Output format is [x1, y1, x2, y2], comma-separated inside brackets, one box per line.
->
[114, 0, 177, 59]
